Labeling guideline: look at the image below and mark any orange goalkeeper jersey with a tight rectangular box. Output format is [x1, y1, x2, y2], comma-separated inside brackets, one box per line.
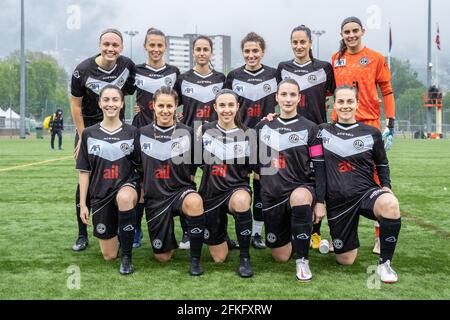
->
[332, 47, 395, 127]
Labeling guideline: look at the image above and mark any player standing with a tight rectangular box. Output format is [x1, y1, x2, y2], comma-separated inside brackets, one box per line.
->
[332, 17, 396, 254]
[77, 85, 140, 275]
[131, 27, 180, 249]
[225, 32, 277, 249]
[320, 85, 401, 283]
[71, 29, 135, 252]
[255, 79, 326, 282]
[138, 86, 206, 276]
[176, 35, 226, 128]
[276, 25, 335, 250]
[199, 89, 254, 277]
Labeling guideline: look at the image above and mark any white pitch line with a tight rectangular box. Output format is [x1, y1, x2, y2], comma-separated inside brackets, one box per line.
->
[0, 156, 73, 172]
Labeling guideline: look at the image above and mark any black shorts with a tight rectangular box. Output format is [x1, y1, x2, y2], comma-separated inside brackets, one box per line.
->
[145, 188, 197, 254]
[262, 185, 316, 249]
[327, 188, 390, 254]
[91, 179, 140, 240]
[203, 187, 252, 246]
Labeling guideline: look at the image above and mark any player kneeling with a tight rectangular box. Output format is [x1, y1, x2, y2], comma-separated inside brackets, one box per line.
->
[77, 84, 140, 275]
[199, 89, 254, 278]
[320, 85, 401, 283]
[255, 79, 326, 282]
[138, 86, 206, 276]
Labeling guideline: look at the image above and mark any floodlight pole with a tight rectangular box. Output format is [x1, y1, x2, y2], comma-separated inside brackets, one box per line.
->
[19, 0, 26, 138]
[312, 30, 326, 59]
[426, 0, 433, 132]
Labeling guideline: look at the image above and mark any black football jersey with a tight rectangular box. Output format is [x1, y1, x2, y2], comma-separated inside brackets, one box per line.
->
[255, 116, 323, 202]
[71, 55, 135, 124]
[138, 122, 197, 207]
[133, 64, 180, 125]
[225, 65, 277, 128]
[176, 69, 226, 127]
[276, 59, 335, 124]
[319, 122, 390, 209]
[199, 121, 253, 202]
[76, 123, 140, 203]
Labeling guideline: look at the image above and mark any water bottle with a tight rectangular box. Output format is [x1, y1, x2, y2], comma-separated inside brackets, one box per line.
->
[319, 239, 330, 254]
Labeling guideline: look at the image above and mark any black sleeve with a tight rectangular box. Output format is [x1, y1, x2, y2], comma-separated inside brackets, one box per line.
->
[252, 123, 262, 174]
[71, 67, 85, 98]
[275, 63, 283, 83]
[76, 130, 91, 172]
[133, 128, 143, 178]
[309, 125, 326, 203]
[373, 131, 391, 188]
[325, 63, 336, 95]
[174, 77, 183, 107]
[123, 59, 136, 95]
[224, 71, 234, 89]
[61, 118, 64, 130]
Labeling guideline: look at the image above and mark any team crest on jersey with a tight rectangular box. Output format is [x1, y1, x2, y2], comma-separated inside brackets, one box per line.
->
[90, 144, 101, 155]
[96, 223, 106, 235]
[262, 134, 271, 143]
[153, 239, 163, 249]
[263, 83, 272, 93]
[204, 229, 210, 240]
[266, 233, 277, 244]
[334, 59, 346, 68]
[73, 70, 80, 79]
[164, 77, 173, 87]
[359, 57, 369, 66]
[171, 142, 182, 152]
[117, 76, 126, 88]
[142, 142, 152, 150]
[212, 86, 220, 95]
[120, 143, 133, 155]
[353, 139, 364, 150]
[233, 145, 244, 155]
[289, 134, 300, 144]
[307, 74, 318, 83]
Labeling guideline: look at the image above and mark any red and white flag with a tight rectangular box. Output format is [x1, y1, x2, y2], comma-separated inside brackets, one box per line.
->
[436, 24, 441, 51]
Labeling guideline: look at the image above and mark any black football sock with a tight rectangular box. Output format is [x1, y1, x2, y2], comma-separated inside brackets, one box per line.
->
[75, 185, 88, 237]
[379, 217, 401, 264]
[180, 214, 189, 236]
[252, 179, 263, 222]
[186, 215, 205, 259]
[118, 208, 137, 257]
[312, 220, 322, 235]
[235, 209, 252, 259]
[291, 205, 313, 260]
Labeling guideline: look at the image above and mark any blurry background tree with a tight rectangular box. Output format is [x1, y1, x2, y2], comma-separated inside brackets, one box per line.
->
[0, 51, 70, 123]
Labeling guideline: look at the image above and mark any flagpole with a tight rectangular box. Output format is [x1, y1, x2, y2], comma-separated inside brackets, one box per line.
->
[435, 23, 439, 87]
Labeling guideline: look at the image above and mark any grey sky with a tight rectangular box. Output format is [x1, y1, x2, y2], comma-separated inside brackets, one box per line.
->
[1, 0, 448, 78]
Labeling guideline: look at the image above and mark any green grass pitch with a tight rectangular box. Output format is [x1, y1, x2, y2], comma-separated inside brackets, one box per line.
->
[0, 135, 449, 299]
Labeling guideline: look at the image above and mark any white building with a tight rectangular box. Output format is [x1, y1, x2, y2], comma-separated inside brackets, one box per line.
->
[165, 34, 231, 74]
[165, 36, 192, 73]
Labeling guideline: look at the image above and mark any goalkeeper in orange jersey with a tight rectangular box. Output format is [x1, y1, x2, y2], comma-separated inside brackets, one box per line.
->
[332, 16, 396, 255]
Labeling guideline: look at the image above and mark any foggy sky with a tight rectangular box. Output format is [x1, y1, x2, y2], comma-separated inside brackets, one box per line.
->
[1, 0, 448, 77]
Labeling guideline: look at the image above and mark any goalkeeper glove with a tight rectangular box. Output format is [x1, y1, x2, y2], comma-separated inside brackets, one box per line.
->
[382, 118, 395, 150]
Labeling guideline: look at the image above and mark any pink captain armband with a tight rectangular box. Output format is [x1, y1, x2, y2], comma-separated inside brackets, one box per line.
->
[309, 145, 323, 158]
